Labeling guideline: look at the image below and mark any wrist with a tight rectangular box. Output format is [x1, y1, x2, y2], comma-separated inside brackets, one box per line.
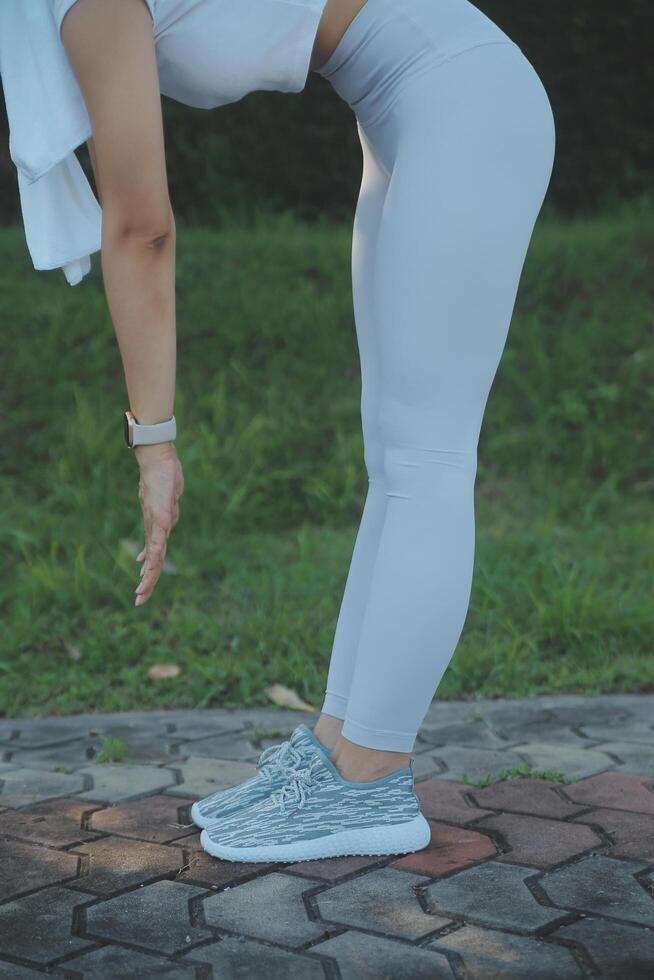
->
[134, 441, 177, 465]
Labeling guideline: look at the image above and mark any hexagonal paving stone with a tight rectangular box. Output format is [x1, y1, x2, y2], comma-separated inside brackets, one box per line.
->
[425, 746, 531, 784]
[390, 821, 496, 877]
[0, 885, 92, 963]
[164, 716, 247, 741]
[539, 854, 654, 926]
[579, 720, 654, 744]
[474, 812, 601, 869]
[203, 872, 327, 946]
[0, 838, 80, 901]
[467, 777, 588, 819]
[561, 772, 654, 814]
[0, 721, 90, 749]
[551, 916, 654, 979]
[484, 707, 593, 747]
[315, 866, 445, 939]
[514, 743, 615, 780]
[176, 832, 275, 886]
[76, 764, 176, 803]
[165, 756, 257, 799]
[6, 734, 181, 769]
[0, 768, 86, 807]
[311, 930, 454, 979]
[416, 719, 509, 750]
[0, 798, 102, 846]
[571, 807, 654, 862]
[422, 700, 484, 726]
[69, 837, 186, 893]
[595, 741, 654, 775]
[85, 879, 211, 953]
[424, 862, 568, 933]
[7, 741, 100, 771]
[89, 794, 196, 843]
[414, 779, 494, 824]
[285, 853, 386, 883]
[544, 699, 632, 727]
[173, 732, 259, 762]
[184, 937, 326, 979]
[56, 946, 197, 979]
[0, 963, 47, 979]
[411, 753, 443, 780]
[428, 924, 584, 979]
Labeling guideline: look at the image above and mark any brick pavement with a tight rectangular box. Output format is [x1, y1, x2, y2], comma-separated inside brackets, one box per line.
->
[0, 693, 652, 978]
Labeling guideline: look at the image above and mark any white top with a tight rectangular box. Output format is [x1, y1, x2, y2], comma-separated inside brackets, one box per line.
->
[0, 0, 329, 285]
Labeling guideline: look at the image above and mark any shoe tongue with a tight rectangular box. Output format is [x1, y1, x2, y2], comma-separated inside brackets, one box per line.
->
[290, 724, 326, 758]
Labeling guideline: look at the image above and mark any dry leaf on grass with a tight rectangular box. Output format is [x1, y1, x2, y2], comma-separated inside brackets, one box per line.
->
[62, 641, 82, 662]
[264, 684, 317, 712]
[148, 663, 182, 680]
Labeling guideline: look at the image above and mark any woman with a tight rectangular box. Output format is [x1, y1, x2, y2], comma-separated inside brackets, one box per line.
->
[26, 0, 555, 862]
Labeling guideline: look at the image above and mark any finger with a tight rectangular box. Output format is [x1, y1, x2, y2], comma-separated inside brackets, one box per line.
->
[136, 547, 146, 563]
[135, 522, 169, 603]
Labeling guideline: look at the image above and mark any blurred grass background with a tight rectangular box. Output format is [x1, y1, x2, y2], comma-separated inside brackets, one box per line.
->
[0, 197, 652, 717]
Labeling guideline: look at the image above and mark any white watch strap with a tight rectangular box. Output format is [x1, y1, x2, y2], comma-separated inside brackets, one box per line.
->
[132, 415, 176, 446]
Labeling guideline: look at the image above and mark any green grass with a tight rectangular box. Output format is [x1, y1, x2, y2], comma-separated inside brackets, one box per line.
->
[460, 765, 571, 787]
[94, 735, 130, 764]
[0, 199, 652, 718]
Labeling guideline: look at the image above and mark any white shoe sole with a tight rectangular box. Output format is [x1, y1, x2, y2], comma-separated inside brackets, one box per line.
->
[200, 812, 432, 863]
[191, 801, 216, 830]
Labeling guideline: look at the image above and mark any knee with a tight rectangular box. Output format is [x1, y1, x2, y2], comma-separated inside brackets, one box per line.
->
[104, 203, 175, 249]
[381, 442, 478, 500]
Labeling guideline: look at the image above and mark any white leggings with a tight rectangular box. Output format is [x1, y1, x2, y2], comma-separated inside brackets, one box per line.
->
[316, 0, 556, 752]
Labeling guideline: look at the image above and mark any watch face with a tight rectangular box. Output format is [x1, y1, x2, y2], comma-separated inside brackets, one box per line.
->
[123, 412, 132, 447]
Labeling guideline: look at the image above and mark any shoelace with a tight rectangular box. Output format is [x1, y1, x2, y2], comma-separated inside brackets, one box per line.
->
[256, 739, 304, 785]
[269, 758, 323, 815]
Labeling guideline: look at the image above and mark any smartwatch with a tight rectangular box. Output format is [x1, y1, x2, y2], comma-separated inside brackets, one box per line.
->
[123, 410, 176, 449]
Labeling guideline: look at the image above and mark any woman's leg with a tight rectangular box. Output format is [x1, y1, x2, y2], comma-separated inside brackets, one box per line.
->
[329, 42, 555, 776]
[314, 122, 391, 749]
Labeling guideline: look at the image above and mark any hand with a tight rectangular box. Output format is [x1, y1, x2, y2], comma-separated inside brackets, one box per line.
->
[133, 442, 184, 606]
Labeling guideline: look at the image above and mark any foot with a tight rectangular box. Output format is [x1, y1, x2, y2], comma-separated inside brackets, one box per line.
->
[190, 724, 329, 828]
[199, 737, 431, 863]
[331, 733, 412, 782]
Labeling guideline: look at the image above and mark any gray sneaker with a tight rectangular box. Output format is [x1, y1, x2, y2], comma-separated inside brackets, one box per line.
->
[190, 723, 328, 829]
[199, 738, 431, 863]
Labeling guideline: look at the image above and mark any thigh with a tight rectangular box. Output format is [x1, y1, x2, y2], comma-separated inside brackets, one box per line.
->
[369, 42, 555, 451]
[351, 122, 391, 478]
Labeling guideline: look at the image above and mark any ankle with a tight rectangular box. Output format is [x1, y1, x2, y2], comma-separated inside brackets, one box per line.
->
[331, 735, 411, 782]
[313, 712, 344, 753]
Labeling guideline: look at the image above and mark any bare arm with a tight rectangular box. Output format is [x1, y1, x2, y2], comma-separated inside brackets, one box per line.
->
[61, 0, 183, 606]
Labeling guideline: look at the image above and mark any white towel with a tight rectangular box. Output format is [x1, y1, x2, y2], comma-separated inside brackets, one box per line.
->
[0, 0, 101, 285]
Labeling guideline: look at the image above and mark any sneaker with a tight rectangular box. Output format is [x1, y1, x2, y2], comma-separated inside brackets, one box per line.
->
[199, 739, 431, 863]
[190, 724, 329, 829]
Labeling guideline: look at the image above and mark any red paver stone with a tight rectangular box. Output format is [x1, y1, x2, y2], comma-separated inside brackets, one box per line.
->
[475, 812, 602, 869]
[177, 832, 273, 886]
[414, 778, 494, 824]
[572, 807, 654, 863]
[286, 854, 386, 883]
[0, 798, 102, 847]
[0, 838, 79, 901]
[69, 836, 185, 893]
[390, 820, 496, 876]
[562, 772, 654, 815]
[89, 794, 196, 843]
[468, 778, 588, 819]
